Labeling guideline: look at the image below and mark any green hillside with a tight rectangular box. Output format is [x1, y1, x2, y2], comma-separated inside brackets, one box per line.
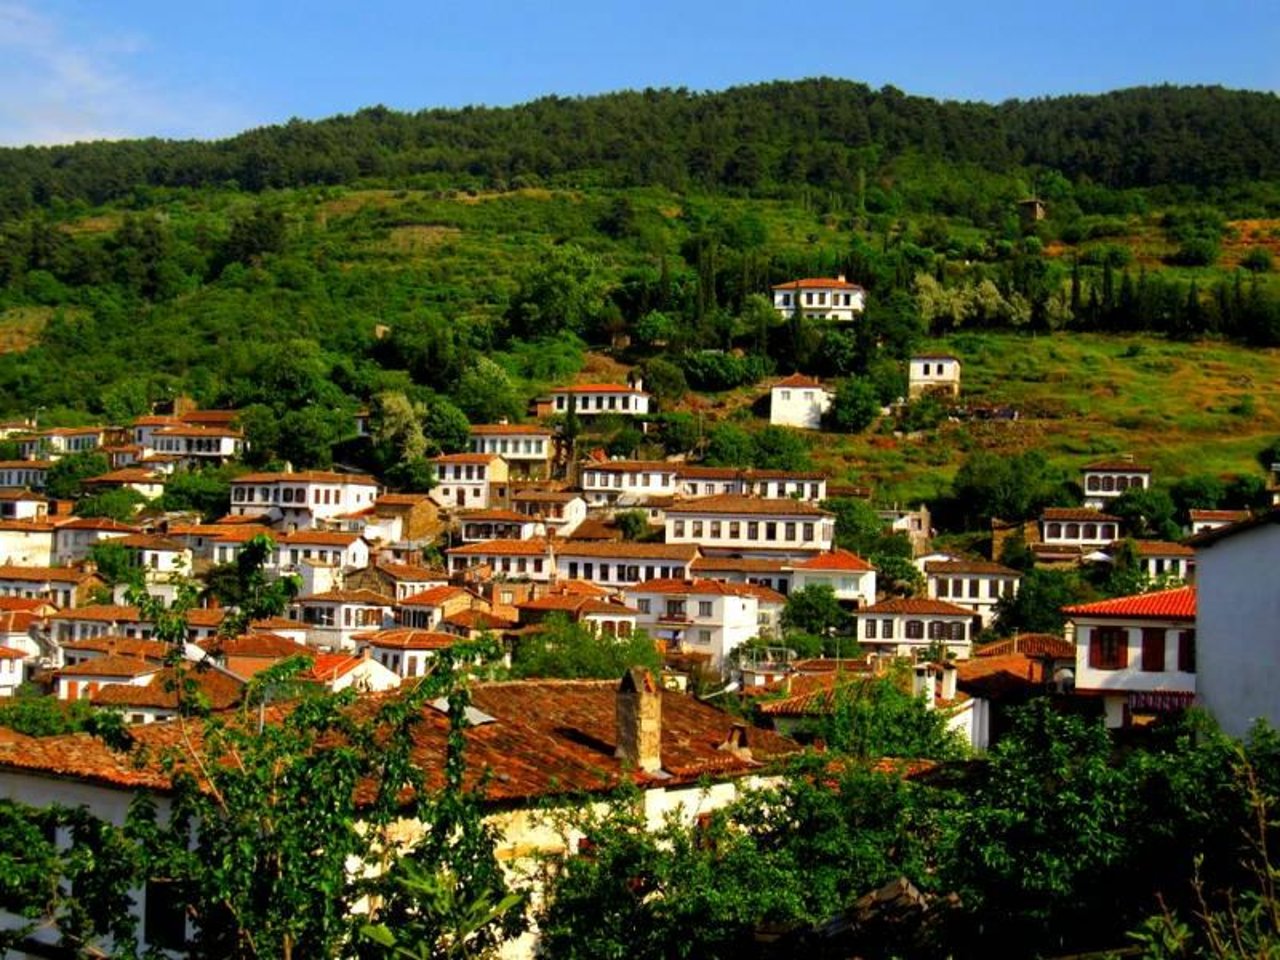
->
[0, 79, 1278, 522]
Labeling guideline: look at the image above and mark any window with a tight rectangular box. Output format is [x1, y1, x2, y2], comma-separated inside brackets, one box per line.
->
[692, 521, 704, 537]
[698, 601, 713, 618]
[949, 621, 966, 641]
[780, 390, 791, 401]
[637, 599, 651, 614]
[937, 579, 949, 598]
[729, 521, 740, 540]
[674, 520, 686, 537]
[1141, 628, 1166, 672]
[1047, 523, 1062, 538]
[785, 522, 796, 541]
[697, 629, 712, 644]
[665, 600, 686, 618]
[144, 879, 188, 950]
[928, 621, 946, 640]
[865, 619, 877, 639]
[1089, 626, 1128, 670]
[968, 579, 979, 599]
[710, 521, 721, 538]
[748, 522, 759, 540]
[765, 522, 777, 541]
[905, 620, 924, 640]
[1178, 630, 1196, 673]
[1087, 475, 1100, 491]
[803, 522, 814, 541]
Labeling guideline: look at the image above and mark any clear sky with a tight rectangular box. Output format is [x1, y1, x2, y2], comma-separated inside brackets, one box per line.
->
[1, 0, 1276, 146]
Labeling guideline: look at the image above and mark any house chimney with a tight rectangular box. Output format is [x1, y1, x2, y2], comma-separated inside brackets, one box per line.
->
[913, 663, 936, 711]
[616, 667, 663, 773]
[837, 273, 847, 283]
[941, 661, 957, 701]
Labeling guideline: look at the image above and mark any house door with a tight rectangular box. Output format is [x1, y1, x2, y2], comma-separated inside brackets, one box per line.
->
[456, 489, 466, 506]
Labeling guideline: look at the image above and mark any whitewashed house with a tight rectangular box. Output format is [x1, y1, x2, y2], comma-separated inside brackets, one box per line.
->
[854, 598, 975, 659]
[510, 489, 587, 537]
[769, 374, 832, 430]
[448, 539, 553, 582]
[0, 646, 23, 696]
[665, 495, 833, 559]
[0, 490, 48, 520]
[625, 578, 763, 670]
[0, 459, 52, 490]
[771, 276, 865, 321]
[1189, 511, 1280, 737]
[924, 559, 1021, 628]
[579, 460, 678, 508]
[908, 355, 961, 399]
[428, 454, 509, 511]
[554, 542, 700, 588]
[1081, 459, 1152, 511]
[469, 424, 555, 479]
[550, 381, 651, 419]
[276, 530, 370, 573]
[784, 549, 877, 608]
[229, 471, 380, 529]
[1040, 508, 1121, 550]
[1063, 586, 1197, 729]
[1187, 509, 1250, 536]
[291, 589, 396, 650]
[0, 519, 57, 567]
[356, 628, 461, 679]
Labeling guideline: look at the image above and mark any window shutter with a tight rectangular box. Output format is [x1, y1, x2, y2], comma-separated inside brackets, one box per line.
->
[1141, 628, 1166, 672]
[1178, 630, 1196, 673]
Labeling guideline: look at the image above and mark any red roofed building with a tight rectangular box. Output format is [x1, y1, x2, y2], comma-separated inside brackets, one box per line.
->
[427, 453, 510, 511]
[771, 275, 865, 321]
[469, 423, 555, 479]
[0, 645, 22, 696]
[1082, 458, 1152, 510]
[549, 378, 650, 419]
[624, 578, 772, 672]
[924, 559, 1021, 628]
[1187, 509, 1251, 536]
[299, 650, 401, 694]
[854, 597, 976, 660]
[1063, 586, 1197, 728]
[785, 549, 877, 607]
[769, 373, 833, 430]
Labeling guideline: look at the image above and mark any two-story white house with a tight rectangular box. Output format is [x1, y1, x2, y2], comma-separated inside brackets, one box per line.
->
[0, 490, 48, 521]
[555, 541, 700, 589]
[1081, 460, 1152, 511]
[784, 549, 877, 608]
[458, 509, 544, 543]
[0, 519, 58, 567]
[579, 460, 678, 508]
[924, 560, 1021, 628]
[291, 589, 396, 650]
[1126, 540, 1195, 582]
[1063, 586, 1197, 729]
[624, 578, 762, 670]
[276, 530, 370, 572]
[147, 424, 244, 466]
[1040, 508, 1121, 550]
[550, 381, 651, 419]
[428, 454, 509, 511]
[854, 598, 975, 659]
[509, 489, 588, 537]
[665, 496, 833, 559]
[469, 424, 555, 479]
[447, 539, 554, 582]
[908, 355, 961, 399]
[19, 427, 107, 461]
[229, 471, 380, 530]
[771, 276, 865, 321]
[0, 459, 53, 490]
[769, 374, 833, 430]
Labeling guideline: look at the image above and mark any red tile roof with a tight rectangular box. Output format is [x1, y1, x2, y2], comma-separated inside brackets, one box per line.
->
[1083, 460, 1152, 473]
[371, 562, 448, 582]
[399, 585, 470, 607]
[443, 610, 517, 631]
[0, 646, 25, 659]
[459, 509, 531, 523]
[233, 471, 377, 486]
[0, 596, 54, 613]
[49, 605, 143, 623]
[666, 495, 830, 517]
[1126, 539, 1195, 557]
[355, 628, 459, 650]
[772, 373, 825, 389]
[448, 538, 550, 557]
[790, 549, 874, 572]
[300, 653, 368, 683]
[278, 531, 362, 547]
[91, 667, 244, 711]
[430, 453, 503, 465]
[627, 577, 764, 598]
[198, 633, 309, 659]
[771, 278, 864, 291]
[690, 556, 787, 574]
[860, 597, 974, 617]
[299, 589, 394, 606]
[62, 636, 171, 661]
[1062, 586, 1196, 620]
[1188, 509, 1251, 523]
[0, 565, 99, 584]
[583, 459, 677, 474]
[975, 633, 1075, 659]
[1187, 506, 1280, 548]
[551, 384, 647, 395]
[924, 559, 1020, 576]
[1043, 507, 1121, 522]
[57, 655, 161, 679]
[470, 424, 553, 436]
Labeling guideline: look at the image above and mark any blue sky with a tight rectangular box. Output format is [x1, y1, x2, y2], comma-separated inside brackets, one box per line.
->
[1, 0, 1276, 146]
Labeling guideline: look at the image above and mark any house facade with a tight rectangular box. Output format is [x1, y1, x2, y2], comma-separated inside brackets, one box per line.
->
[665, 496, 833, 558]
[769, 374, 832, 430]
[428, 454, 509, 511]
[469, 424, 554, 479]
[908, 355, 961, 399]
[579, 460, 678, 508]
[625, 578, 762, 670]
[854, 598, 975, 659]
[771, 276, 865, 321]
[550, 382, 651, 418]
[1063, 586, 1197, 729]
[1040, 508, 1121, 550]
[229, 471, 380, 530]
[785, 549, 877, 608]
[1081, 460, 1152, 511]
[923, 560, 1021, 628]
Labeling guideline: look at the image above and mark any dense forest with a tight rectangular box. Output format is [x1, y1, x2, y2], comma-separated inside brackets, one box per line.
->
[2, 81, 1279, 213]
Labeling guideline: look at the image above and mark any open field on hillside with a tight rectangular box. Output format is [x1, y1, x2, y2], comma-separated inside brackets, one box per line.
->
[814, 332, 1280, 504]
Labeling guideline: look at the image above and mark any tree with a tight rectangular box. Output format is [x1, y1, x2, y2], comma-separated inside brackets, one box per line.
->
[372, 391, 427, 464]
[422, 397, 470, 454]
[505, 244, 608, 340]
[87, 540, 139, 589]
[952, 450, 1065, 528]
[825, 497, 886, 555]
[614, 510, 649, 542]
[158, 467, 236, 521]
[1111, 486, 1182, 541]
[704, 423, 756, 468]
[510, 614, 660, 679]
[752, 425, 811, 471]
[782, 584, 851, 637]
[994, 567, 1093, 635]
[44, 451, 110, 499]
[454, 358, 522, 425]
[73, 486, 145, 522]
[817, 673, 967, 760]
[201, 533, 298, 635]
[1241, 247, 1274, 273]
[827, 378, 880, 433]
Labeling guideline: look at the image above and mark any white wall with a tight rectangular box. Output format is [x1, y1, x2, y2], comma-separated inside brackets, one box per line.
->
[770, 387, 831, 430]
[1196, 523, 1280, 738]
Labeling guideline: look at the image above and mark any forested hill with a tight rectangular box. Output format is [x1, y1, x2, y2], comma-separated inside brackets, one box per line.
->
[2, 80, 1279, 216]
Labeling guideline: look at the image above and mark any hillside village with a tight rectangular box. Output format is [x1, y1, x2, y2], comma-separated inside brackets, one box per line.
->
[1, 77, 1280, 958]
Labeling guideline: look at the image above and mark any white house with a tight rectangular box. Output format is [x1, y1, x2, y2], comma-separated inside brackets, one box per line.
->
[395, 585, 477, 631]
[448, 539, 553, 582]
[924, 559, 1021, 628]
[579, 460, 678, 508]
[458, 509, 544, 543]
[1189, 511, 1280, 737]
[509, 489, 587, 536]
[0, 519, 57, 567]
[0, 489, 48, 521]
[428, 454, 509, 511]
[1063, 586, 1197, 729]
[0, 565, 102, 609]
[769, 374, 832, 430]
[908, 355, 961, 399]
[740, 470, 828, 503]
[1187, 509, 1250, 536]
[276, 530, 370, 573]
[55, 654, 162, 701]
[146, 424, 244, 466]
[1081, 460, 1152, 511]
[469, 424, 555, 479]
[48, 605, 153, 644]
[1040, 508, 1121, 550]
[690, 555, 791, 597]
[854, 598, 975, 659]
[291, 589, 396, 650]
[784, 549, 877, 608]
[665, 495, 833, 559]
[554, 542, 701, 588]
[1126, 540, 1195, 582]
[550, 381, 651, 419]
[356, 628, 462, 679]
[0, 646, 23, 696]
[19, 427, 106, 460]
[52, 517, 138, 565]
[229, 471, 380, 529]
[625, 578, 763, 671]
[0, 459, 52, 490]
[300, 650, 402, 693]
[771, 276, 865, 321]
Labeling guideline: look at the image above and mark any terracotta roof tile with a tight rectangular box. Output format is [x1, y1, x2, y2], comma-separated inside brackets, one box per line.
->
[62, 636, 171, 661]
[449, 538, 550, 557]
[551, 384, 647, 395]
[666, 495, 829, 517]
[49, 605, 142, 623]
[198, 633, 309, 658]
[443, 610, 517, 631]
[57, 654, 161, 679]
[399, 586, 470, 607]
[790, 549, 874, 572]
[355, 628, 459, 650]
[1062, 585, 1196, 620]
[469, 424, 554, 437]
[1188, 509, 1251, 523]
[975, 633, 1075, 659]
[0, 565, 98, 584]
[554, 541, 700, 561]
[91, 667, 244, 710]
[372, 562, 449, 581]
[299, 589, 394, 606]
[1043, 507, 1121, 522]
[233, 470, 377, 485]
[1125, 539, 1195, 557]
[771, 373, 824, 389]
[860, 597, 974, 616]
[771, 278, 864, 291]
[1083, 460, 1152, 472]
[278, 531, 362, 546]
